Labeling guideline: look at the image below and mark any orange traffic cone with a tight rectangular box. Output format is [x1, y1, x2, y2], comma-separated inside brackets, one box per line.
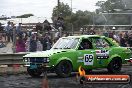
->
[13, 64, 20, 74]
[76, 72, 79, 82]
[42, 72, 49, 88]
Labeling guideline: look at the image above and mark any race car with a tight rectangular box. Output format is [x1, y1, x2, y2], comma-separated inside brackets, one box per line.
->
[23, 35, 132, 77]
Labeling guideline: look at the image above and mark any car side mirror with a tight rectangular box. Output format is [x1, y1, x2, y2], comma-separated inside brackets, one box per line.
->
[78, 45, 83, 50]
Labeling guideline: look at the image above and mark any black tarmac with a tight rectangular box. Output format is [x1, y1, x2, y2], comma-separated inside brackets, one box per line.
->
[0, 66, 132, 88]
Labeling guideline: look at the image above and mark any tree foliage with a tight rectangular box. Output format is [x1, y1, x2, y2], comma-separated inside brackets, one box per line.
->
[52, 2, 93, 31]
[52, 2, 71, 18]
[95, 0, 131, 25]
[96, 0, 125, 13]
[16, 14, 34, 18]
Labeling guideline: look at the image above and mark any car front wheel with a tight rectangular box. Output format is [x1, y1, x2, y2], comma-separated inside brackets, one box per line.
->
[27, 67, 42, 77]
[55, 60, 72, 78]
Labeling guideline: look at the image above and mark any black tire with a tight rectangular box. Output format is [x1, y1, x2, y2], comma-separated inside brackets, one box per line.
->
[55, 60, 72, 78]
[27, 67, 42, 77]
[107, 58, 122, 73]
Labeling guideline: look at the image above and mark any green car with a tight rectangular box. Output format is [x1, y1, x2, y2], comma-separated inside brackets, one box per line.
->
[23, 35, 131, 77]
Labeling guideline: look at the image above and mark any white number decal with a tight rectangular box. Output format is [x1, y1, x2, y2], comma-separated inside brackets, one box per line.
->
[84, 54, 94, 65]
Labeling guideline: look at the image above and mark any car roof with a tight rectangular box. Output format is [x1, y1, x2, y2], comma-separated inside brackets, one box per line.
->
[62, 35, 104, 38]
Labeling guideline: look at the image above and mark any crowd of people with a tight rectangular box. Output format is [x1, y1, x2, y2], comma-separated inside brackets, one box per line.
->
[0, 21, 132, 53]
[81, 28, 132, 47]
[0, 21, 55, 53]
[107, 31, 132, 47]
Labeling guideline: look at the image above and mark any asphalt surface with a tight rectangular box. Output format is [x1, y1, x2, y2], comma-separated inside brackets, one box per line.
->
[0, 66, 132, 88]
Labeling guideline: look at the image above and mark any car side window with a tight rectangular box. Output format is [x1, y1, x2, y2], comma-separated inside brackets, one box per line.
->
[78, 39, 93, 50]
[93, 38, 110, 49]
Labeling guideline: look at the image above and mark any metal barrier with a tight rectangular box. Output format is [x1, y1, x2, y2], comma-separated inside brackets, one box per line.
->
[0, 52, 131, 67]
[0, 52, 28, 66]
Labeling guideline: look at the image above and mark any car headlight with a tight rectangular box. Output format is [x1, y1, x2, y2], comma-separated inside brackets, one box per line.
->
[25, 59, 28, 62]
[47, 58, 50, 62]
[23, 58, 30, 62]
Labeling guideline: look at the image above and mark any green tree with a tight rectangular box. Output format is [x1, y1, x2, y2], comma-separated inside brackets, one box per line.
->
[52, 2, 93, 31]
[95, 0, 131, 25]
[72, 10, 93, 30]
[52, 2, 71, 18]
[96, 0, 125, 13]
[16, 14, 34, 18]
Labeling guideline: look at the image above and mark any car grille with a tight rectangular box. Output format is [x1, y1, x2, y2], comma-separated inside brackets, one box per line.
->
[23, 57, 49, 63]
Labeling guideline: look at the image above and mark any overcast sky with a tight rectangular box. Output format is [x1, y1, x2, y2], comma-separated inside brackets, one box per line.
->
[0, 0, 107, 19]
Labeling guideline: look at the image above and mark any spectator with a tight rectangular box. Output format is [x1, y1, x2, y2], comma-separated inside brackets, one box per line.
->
[36, 38, 43, 51]
[109, 31, 114, 39]
[40, 33, 52, 51]
[36, 22, 43, 32]
[25, 37, 30, 52]
[54, 17, 65, 30]
[86, 28, 95, 35]
[16, 23, 23, 38]
[119, 33, 127, 47]
[128, 33, 132, 47]
[10, 22, 14, 42]
[4, 21, 12, 42]
[30, 34, 37, 52]
[0, 23, 3, 48]
[54, 31, 60, 43]
[43, 20, 51, 31]
[0, 23, 3, 32]
[16, 36, 26, 53]
[88, 28, 96, 35]
[113, 31, 120, 43]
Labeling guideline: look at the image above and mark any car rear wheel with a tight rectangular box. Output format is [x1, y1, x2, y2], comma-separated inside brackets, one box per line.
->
[27, 67, 42, 77]
[55, 60, 72, 78]
[107, 58, 122, 73]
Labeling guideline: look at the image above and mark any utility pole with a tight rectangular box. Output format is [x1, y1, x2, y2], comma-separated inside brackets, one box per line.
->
[71, 0, 74, 35]
[71, 0, 72, 14]
[57, 0, 60, 17]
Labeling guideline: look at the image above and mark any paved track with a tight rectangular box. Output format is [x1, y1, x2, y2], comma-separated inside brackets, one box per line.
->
[0, 66, 132, 88]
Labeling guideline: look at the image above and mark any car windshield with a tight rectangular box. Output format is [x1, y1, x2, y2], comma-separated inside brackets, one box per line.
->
[52, 38, 79, 49]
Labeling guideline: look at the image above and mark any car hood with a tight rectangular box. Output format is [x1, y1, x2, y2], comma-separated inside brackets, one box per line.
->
[23, 49, 72, 57]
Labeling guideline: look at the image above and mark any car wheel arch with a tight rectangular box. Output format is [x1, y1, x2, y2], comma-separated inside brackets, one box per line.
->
[55, 57, 73, 68]
[107, 56, 122, 73]
[108, 54, 122, 64]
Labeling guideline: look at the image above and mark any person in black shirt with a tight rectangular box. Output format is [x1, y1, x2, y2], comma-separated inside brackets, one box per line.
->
[36, 22, 43, 32]
[0, 23, 3, 32]
[30, 34, 37, 52]
[40, 33, 52, 51]
[119, 33, 127, 47]
[128, 33, 132, 47]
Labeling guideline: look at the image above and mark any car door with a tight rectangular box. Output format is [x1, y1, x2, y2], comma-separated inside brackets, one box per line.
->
[76, 38, 97, 69]
[90, 37, 111, 68]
